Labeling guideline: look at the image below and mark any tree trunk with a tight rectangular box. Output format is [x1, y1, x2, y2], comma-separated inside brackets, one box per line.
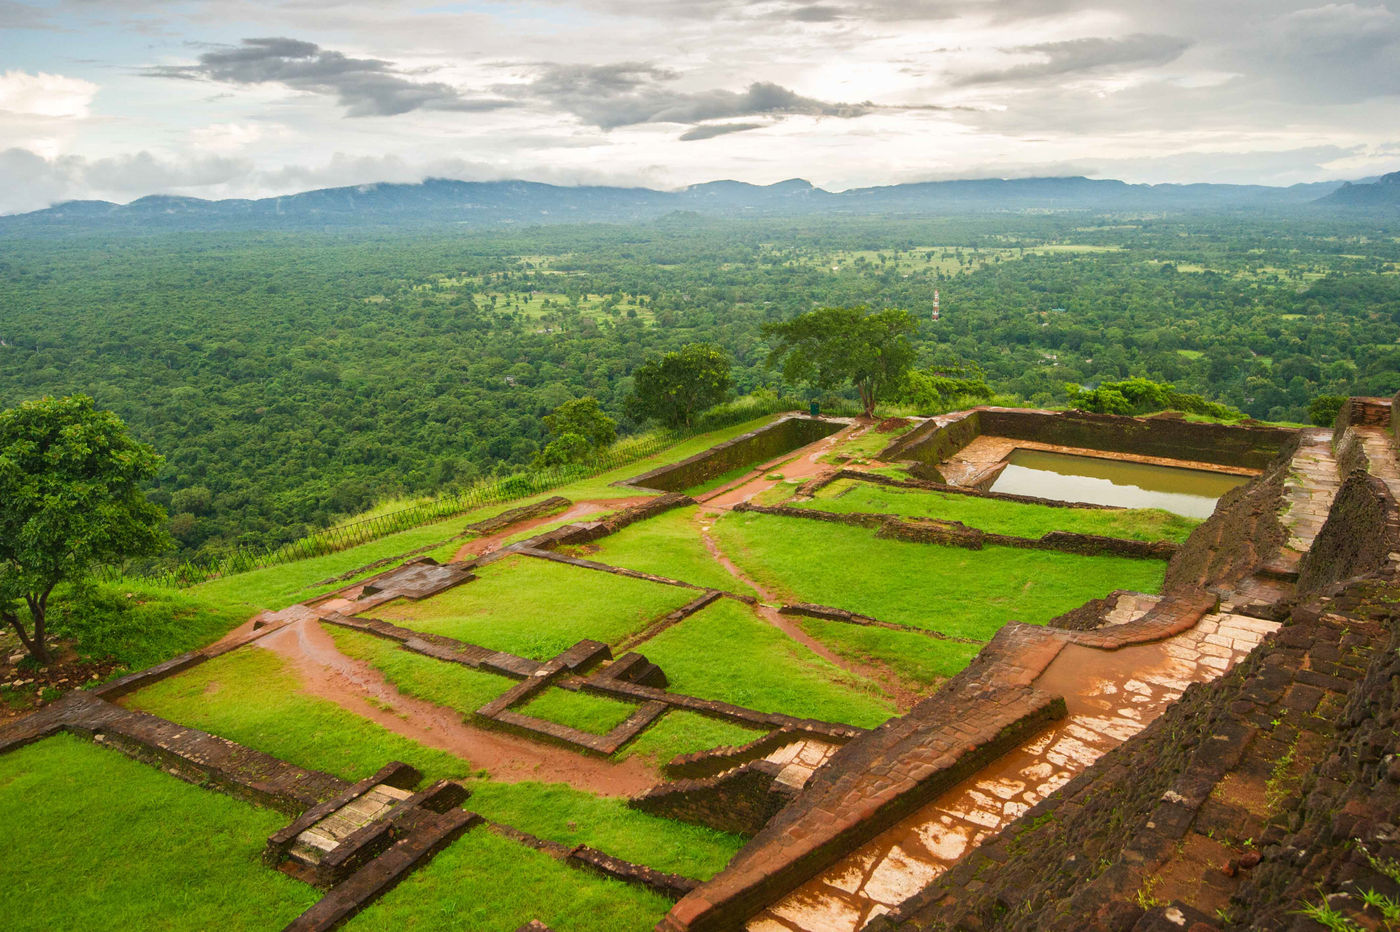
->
[21, 590, 55, 665]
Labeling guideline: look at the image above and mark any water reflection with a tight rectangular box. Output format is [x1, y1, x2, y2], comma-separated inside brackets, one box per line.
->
[988, 449, 1247, 518]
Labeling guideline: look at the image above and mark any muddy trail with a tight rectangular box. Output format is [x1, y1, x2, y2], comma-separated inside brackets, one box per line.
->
[256, 616, 658, 796]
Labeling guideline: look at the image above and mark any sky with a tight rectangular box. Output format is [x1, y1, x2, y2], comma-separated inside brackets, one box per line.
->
[1, 0, 1399, 213]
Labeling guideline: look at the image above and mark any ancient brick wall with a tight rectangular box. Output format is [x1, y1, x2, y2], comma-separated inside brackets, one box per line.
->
[880, 410, 982, 466]
[620, 416, 842, 493]
[1296, 472, 1400, 598]
[630, 760, 796, 836]
[1163, 445, 1294, 593]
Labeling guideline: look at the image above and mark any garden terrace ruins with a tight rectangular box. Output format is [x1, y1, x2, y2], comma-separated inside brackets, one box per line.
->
[4, 396, 1400, 932]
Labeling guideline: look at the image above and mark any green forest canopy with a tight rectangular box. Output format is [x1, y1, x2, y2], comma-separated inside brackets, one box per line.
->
[1, 212, 1397, 560]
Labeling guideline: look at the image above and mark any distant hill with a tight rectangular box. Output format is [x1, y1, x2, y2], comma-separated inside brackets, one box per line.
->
[0, 175, 1364, 234]
[1316, 171, 1400, 208]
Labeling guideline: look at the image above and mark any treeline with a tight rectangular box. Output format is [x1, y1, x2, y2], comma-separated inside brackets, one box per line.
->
[1, 213, 1397, 561]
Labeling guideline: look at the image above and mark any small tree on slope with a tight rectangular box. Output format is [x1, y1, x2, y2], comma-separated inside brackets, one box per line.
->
[0, 396, 168, 664]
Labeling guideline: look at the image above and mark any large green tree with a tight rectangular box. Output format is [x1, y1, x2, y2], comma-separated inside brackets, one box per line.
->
[0, 396, 168, 664]
[625, 344, 732, 429]
[763, 306, 917, 418]
[539, 396, 617, 465]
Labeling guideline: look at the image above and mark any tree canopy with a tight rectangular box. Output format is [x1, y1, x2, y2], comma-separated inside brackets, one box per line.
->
[0, 396, 168, 663]
[625, 344, 732, 429]
[538, 396, 617, 465]
[763, 306, 917, 417]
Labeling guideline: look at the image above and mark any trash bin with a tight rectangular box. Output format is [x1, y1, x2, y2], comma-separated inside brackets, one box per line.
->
[809, 401, 820, 417]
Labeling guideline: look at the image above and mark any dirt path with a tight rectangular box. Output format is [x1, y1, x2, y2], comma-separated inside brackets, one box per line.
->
[451, 496, 656, 563]
[256, 616, 658, 797]
[693, 509, 919, 710]
[702, 422, 861, 510]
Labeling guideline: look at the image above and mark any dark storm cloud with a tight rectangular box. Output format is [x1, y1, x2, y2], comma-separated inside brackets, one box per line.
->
[144, 37, 511, 116]
[678, 121, 766, 140]
[955, 33, 1192, 85]
[508, 62, 876, 130]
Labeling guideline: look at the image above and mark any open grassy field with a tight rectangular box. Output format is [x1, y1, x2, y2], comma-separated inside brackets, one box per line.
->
[712, 510, 1166, 641]
[635, 597, 894, 728]
[365, 555, 697, 659]
[464, 781, 744, 879]
[519, 686, 639, 734]
[579, 505, 755, 594]
[344, 827, 671, 932]
[805, 479, 1200, 542]
[0, 734, 317, 931]
[796, 616, 984, 688]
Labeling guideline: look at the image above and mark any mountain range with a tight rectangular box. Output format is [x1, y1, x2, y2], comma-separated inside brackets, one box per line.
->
[1, 174, 1392, 234]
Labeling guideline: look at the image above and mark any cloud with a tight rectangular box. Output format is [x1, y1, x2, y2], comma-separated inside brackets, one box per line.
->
[954, 33, 1192, 85]
[0, 70, 99, 118]
[678, 121, 766, 140]
[0, 1, 55, 29]
[0, 147, 251, 213]
[511, 62, 876, 129]
[145, 37, 512, 117]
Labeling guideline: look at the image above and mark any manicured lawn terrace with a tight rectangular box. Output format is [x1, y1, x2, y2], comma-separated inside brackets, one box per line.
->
[805, 479, 1199, 543]
[576, 504, 756, 594]
[797, 616, 984, 689]
[713, 511, 1167, 642]
[634, 597, 895, 729]
[345, 828, 671, 932]
[364, 554, 698, 660]
[0, 734, 317, 931]
[123, 648, 746, 881]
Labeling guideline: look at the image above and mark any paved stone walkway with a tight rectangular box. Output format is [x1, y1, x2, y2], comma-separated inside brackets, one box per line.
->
[747, 611, 1280, 932]
[1275, 429, 1340, 572]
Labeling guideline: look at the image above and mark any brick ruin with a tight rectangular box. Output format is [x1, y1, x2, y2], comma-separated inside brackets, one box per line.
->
[5, 394, 1400, 931]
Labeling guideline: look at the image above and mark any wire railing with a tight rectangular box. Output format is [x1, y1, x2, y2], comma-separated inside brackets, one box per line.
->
[123, 396, 798, 589]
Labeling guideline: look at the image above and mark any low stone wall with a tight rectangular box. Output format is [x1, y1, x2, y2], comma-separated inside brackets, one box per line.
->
[891, 407, 1294, 471]
[630, 759, 798, 836]
[663, 726, 815, 780]
[1333, 395, 1394, 433]
[828, 467, 1121, 510]
[734, 501, 1177, 560]
[778, 602, 982, 644]
[459, 496, 570, 537]
[660, 682, 1066, 931]
[619, 416, 842, 493]
[1297, 471, 1400, 598]
[487, 822, 700, 901]
[878, 409, 982, 465]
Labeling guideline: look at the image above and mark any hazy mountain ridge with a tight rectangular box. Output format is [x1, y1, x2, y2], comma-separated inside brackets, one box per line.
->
[0, 175, 1373, 233]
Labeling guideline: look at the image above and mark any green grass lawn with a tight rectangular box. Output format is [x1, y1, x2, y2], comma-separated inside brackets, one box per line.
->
[806, 479, 1199, 542]
[344, 828, 671, 932]
[713, 511, 1166, 641]
[617, 710, 766, 766]
[519, 687, 640, 734]
[47, 579, 251, 672]
[465, 781, 744, 879]
[636, 598, 894, 728]
[0, 734, 317, 931]
[796, 617, 983, 688]
[579, 505, 756, 594]
[125, 648, 474, 784]
[328, 626, 514, 713]
[365, 555, 697, 659]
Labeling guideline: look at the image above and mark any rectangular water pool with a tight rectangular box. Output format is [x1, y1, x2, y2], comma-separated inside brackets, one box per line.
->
[987, 449, 1248, 518]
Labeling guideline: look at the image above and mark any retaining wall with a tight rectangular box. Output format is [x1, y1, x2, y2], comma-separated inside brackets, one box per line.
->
[889, 407, 1294, 471]
[619, 416, 842, 493]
